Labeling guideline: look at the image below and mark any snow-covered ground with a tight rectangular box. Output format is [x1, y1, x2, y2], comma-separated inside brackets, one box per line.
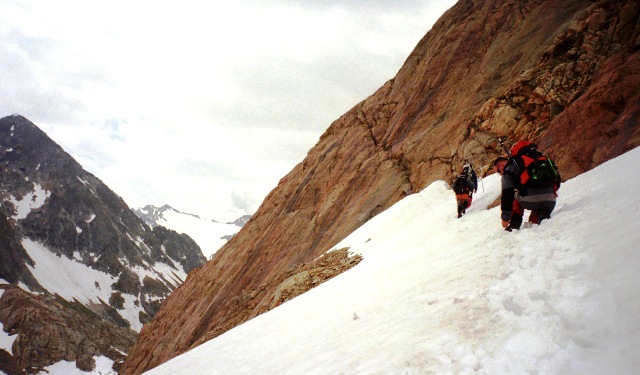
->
[142, 146, 640, 375]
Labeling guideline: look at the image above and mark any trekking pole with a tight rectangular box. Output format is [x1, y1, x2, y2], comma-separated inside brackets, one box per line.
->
[498, 137, 522, 174]
[498, 137, 512, 157]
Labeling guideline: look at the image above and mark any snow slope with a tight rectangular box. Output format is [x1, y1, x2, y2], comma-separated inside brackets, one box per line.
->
[18, 238, 187, 333]
[144, 146, 640, 375]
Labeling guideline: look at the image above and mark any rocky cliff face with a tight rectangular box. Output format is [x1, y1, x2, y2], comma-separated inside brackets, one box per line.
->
[0, 115, 207, 373]
[122, 1, 640, 373]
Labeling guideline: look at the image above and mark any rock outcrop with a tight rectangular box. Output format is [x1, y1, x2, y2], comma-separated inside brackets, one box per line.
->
[0, 285, 136, 374]
[121, 1, 640, 373]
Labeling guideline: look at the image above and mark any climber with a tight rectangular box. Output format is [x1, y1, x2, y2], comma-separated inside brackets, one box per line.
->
[493, 140, 561, 231]
[464, 164, 478, 196]
[452, 165, 475, 218]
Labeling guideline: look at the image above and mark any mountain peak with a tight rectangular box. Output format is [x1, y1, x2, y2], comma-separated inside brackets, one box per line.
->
[227, 214, 252, 227]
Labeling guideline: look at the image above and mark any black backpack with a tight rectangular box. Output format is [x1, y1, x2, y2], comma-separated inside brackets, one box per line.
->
[453, 175, 470, 194]
[513, 150, 561, 189]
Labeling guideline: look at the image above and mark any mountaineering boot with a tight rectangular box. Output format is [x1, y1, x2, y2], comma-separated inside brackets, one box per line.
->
[505, 214, 523, 231]
[529, 211, 551, 225]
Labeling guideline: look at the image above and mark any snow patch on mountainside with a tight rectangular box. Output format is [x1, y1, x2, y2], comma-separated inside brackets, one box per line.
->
[35, 356, 117, 375]
[23, 239, 118, 304]
[9, 184, 50, 220]
[21, 238, 188, 332]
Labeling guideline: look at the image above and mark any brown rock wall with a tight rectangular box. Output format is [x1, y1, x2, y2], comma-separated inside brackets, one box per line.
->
[121, 1, 640, 373]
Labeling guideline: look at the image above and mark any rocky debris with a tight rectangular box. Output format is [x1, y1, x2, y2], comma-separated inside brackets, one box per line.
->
[121, 1, 640, 373]
[0, 285, 136, 374]
[266, 248, 362, 308]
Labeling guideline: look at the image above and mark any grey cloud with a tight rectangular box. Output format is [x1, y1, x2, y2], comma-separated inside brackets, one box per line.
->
[104, 118, 127, 141]
[177, 159, 233, 178]
[249, 0, 424, 13]
[0, 0, 455, 220]
[231, 188, 257, 214]
[203, 44, 403, 136]
[0, 27, 113, 125]
[2, 29, 55, 63]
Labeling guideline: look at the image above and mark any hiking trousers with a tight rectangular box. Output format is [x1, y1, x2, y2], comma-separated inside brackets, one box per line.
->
[455, 193, 472, 217]
[512, 195, 556, 226]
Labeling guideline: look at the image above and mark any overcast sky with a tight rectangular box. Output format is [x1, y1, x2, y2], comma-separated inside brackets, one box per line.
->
[0, 0, 456, 221]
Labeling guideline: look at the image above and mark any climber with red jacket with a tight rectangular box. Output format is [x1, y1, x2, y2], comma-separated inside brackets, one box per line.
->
[493, 141, 561, 231]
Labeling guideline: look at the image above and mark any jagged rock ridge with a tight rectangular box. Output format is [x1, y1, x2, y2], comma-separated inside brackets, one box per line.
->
[134, 204, 206, 228]
[0, 115, 207, 373]
[122, 1, 639, 374]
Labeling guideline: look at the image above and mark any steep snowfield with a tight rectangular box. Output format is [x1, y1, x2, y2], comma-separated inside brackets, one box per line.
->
[18, 238, 187, 333]
[143, 147, 640, 375]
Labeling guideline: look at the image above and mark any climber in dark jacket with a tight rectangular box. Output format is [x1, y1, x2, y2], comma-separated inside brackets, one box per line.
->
[453, 166, 474, 218]
[464, 164, 478, 194]
[493, 141, 561, 231]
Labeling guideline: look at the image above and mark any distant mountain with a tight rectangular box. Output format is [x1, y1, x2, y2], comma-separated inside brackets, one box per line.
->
[133, 205, 251, 259]
[0, 115, 207, 374]
[227, 213, 251, 227]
